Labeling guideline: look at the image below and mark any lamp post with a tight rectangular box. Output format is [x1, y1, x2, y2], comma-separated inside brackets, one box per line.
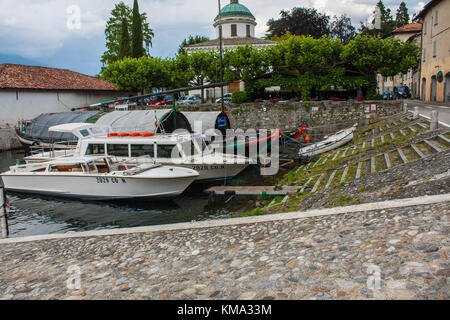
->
[218, 0, 224, 113]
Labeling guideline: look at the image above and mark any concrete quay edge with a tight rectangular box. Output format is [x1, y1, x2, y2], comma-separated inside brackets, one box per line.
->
[1, 193, 449, 245]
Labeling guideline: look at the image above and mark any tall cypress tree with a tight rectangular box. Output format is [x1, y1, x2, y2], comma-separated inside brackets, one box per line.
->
[395, 2, 410, 28]
[119, 17, 131, 59]
[131, 0, 144, 58]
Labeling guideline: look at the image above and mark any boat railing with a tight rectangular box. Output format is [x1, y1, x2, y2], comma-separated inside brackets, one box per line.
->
[28, 141, 76, 158]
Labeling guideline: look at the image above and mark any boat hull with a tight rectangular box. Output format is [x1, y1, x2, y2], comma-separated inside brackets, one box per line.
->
[298, 127, 356, 157]
[1, 171, 197, 200]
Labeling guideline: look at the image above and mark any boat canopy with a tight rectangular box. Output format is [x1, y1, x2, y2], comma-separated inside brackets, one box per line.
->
[49, 123, 110, 139]
[95, 110, 192, 134]
[22, 111, 102, 142]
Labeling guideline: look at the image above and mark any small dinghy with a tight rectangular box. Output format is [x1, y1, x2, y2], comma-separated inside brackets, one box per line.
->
[298, 123, 358, 157]
[0, 156, 199, 200]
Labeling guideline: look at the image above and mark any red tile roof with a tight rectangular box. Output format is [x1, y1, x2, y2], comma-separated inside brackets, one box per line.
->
[0, 63, 117, 91]
[392, 22, 422, 34]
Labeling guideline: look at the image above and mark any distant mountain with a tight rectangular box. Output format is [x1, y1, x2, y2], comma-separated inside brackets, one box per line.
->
[0, 54, 51, 67]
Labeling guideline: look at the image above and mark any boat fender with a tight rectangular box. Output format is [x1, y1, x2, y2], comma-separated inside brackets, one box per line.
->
[305, 135, 311, 143]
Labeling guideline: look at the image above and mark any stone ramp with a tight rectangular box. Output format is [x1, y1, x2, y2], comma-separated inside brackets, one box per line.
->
[0, 194, 448, 300]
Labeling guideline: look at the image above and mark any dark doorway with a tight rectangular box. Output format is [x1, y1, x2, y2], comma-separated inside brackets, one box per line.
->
[430, 76, 437, 101]
[422, 78, 427, 101]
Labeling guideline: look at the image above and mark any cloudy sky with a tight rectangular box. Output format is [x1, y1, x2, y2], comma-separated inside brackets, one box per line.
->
[0, 0, 426, 76]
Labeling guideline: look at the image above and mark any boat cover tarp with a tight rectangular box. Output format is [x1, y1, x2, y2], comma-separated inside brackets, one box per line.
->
[95, 110, 192, 133]
[23, 111, 101, 142]
[181, 112, 231, 134]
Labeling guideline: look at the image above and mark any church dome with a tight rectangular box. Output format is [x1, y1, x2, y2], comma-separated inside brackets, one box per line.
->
[215, 0, 255, 20]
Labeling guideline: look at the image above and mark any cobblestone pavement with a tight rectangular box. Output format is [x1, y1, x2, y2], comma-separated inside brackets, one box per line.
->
[0, 201, 448, 300]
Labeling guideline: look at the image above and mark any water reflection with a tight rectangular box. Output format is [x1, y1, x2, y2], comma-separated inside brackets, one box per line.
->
[1, 149, 264, 237]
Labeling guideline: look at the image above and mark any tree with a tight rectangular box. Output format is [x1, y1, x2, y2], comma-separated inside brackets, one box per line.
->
[266, 7, 330, 39]
[359, 0, 395, 37]
[178, 35, 210, 54]
[101, 1, 154, 66]
[342, 35, 420, 95]
[186, 51, 219, 102]
[395, 2, 410, 28]
[101, 56, 171, 92]
[131, 0, 144, 58]
[330, 15, 356, 44]
[119, 17, 131, 59]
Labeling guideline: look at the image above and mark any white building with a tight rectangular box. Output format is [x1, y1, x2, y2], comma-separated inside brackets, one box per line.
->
[0, 63, 127, 125]
[184, 0, 276, 100]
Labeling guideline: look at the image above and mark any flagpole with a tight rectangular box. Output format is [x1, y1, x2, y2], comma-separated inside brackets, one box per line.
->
[218, 0, 224, 113]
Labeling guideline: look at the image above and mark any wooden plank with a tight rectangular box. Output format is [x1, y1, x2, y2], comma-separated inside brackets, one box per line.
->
[371, 157, 376, 173]
[424, 139, 443, 153]
[340, 165, 349, 183]
[300, 176, 314, 193]
[205, 186, 300, 196]
[355, 162, 362, 179]
[311, 173, 325, 193]
[390, 133, 395, 140]
[325, 170, 337, 189]
[438, 134, 450, 145]
[381, 135, 384, 143]
[397, 148, 408, 164]
[384, 153, 391, 169]
[417, 122, 427, 129]
[408, 126, 416, 132]
[362, 142, 366, 149]
[410, 144, 425, 158]
[332, 150, 340, 160]
[371, 139, 375, 148]
[399, 129, 405, 136]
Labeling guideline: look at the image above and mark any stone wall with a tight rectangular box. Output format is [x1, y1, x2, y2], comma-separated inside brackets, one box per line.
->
[0, 124, 21, 152]
[153, 100, 403, 140]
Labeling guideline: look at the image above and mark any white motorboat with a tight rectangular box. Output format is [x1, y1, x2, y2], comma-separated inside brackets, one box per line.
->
[298, 124, 358, 157]
[1, 156, 199, 200]
[24, 123, 250, 182]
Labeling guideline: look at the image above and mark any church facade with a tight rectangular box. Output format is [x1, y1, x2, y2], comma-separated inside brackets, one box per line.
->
[184, 0, 276, 99]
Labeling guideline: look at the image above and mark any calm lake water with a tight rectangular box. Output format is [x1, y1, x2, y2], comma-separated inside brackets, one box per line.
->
[0, 149, 275, 238]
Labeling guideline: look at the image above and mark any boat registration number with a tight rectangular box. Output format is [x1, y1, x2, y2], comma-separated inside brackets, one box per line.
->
[96, 177, 125, 184]
[191, 165, 225, 171]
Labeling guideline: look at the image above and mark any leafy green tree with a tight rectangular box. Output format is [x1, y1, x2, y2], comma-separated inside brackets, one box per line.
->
[186, 50, 219, 102]
[101, 57, 171, 93]
[131, 0, 144, 58]
[330, 15, 356, 44]
[395, 2, 410, 28]
[270, 35, 345, 100]
[101, 1, 154, 67]
[342, 35, 420, 95]
[267, 7, 330, 39]
[119, 17, 131, 59]
[178, 35, 210, 54]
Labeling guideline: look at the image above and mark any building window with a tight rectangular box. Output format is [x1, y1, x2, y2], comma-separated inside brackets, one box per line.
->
[231, 24, 237, 37]
[433, 41, 437, 57]
[434, 9, 438, 25]
[246, 25, 250, 37]
[423, 21, 427, 34]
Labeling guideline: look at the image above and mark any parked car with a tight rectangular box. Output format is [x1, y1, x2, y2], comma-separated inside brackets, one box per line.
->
[177, 95, 202, 105]
[382, 91, 393, 100]
[216, 93, 232, 104]
[393, 86, 411, 99]
[146, 95, 165, 106]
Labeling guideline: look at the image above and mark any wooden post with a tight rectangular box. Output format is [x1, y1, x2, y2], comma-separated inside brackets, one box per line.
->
[0, 185, 9, 239]
[430, 110, 439, 130]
